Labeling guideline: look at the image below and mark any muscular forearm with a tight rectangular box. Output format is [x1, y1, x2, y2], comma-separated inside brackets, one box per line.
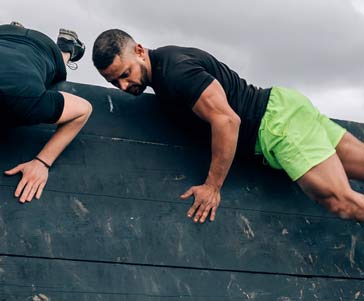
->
[205, 115, 240, 189]
[36, 113, 89, 166]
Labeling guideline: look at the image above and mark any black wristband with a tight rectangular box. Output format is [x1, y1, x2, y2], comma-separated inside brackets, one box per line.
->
[34, 156, 51, 169]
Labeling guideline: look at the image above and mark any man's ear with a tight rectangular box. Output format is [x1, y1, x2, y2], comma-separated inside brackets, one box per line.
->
[135, 44, 145, 57]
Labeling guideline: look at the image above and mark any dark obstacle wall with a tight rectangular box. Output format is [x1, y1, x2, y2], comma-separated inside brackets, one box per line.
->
[0, 81, 363, 300]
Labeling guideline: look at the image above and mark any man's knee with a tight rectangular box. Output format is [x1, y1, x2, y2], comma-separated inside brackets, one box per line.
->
[315, 188, 357, 219]
[336, 132, 364, 159]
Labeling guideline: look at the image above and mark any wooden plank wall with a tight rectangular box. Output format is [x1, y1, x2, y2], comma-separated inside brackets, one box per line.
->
[0, 82, 363, 300]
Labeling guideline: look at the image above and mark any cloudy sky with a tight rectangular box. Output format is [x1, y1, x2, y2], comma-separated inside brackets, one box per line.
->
[2, 0, 364, 122]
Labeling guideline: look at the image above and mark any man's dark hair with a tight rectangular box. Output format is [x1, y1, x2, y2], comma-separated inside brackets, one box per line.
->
[92, 29, 135, 70]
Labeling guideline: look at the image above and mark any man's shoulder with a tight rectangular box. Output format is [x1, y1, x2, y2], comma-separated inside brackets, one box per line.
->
[152, 45, 211, 64]
[154, 45, 201, 54]
[150, 45, 216, 95]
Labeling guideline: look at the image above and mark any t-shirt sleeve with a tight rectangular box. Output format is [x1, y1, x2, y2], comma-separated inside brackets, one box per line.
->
[4, 90, 65, 126]
[25, 90, 65, 125]
[165, 61, 215, 108]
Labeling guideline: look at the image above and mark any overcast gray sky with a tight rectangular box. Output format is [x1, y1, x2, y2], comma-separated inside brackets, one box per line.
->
[2, 0, 364, 122]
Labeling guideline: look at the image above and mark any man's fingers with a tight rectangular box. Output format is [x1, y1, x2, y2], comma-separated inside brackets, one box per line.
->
[20, 182, 33, 203]
[7, 161, 49, 203]
[180, 187, 194, 199]
[36, 182, 46, 200]
[14, 178, 27, 198]
[26, 182, 40, 202]
[210, 206, 217, 222]
[4, 164, 23, 176]
[193, 204, 206, 223]
[199, 206, 211, 223]
[187, 200, 201, 218]
[184, 185, 221, 223]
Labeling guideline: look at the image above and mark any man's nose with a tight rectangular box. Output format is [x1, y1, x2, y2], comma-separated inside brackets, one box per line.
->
[119, 80, 128, 91]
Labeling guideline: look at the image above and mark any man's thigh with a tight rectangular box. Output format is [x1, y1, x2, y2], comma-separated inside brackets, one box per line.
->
[257, 87, 342, 181]
[273, 118, 336, 181]
[296, 152, 364, 220]
[318, 114, 346, 149]
[336, 132, 364, 180]
[296, 153, 351, 199]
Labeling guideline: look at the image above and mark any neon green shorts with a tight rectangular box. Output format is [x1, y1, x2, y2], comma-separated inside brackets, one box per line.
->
[255, 87, 346, 181]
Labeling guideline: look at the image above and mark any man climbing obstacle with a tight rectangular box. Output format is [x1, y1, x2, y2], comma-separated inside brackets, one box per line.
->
[1, 22, 92, 203]
[92, 29, 364, 223]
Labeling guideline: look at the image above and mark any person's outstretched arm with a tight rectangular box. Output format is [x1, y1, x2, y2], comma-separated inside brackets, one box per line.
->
[180, 79, 240, 223]
[5, 92, 92, 203]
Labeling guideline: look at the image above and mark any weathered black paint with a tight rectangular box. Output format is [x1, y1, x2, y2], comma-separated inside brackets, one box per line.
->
[0, 82, 363, 299]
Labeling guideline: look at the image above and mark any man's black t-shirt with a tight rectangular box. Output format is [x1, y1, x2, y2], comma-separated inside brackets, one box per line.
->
[149, 46, 271, 156]
[0, 25, 67, 127]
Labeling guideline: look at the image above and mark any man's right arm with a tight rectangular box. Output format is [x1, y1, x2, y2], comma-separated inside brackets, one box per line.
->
[180, 79, 241, 223]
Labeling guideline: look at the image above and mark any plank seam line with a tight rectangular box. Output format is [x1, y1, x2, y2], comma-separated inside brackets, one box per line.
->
[1, 253, 363, 281]
[0, 183, 346, 220]
[21, 128, 190, 149]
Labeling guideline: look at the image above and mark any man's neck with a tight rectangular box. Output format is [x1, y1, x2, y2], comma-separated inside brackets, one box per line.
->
[144, 48, 152, 85]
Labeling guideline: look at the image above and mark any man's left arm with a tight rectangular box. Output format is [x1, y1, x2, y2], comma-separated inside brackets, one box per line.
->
[4, 92, 92, 203]
[180, 79, 240, 223]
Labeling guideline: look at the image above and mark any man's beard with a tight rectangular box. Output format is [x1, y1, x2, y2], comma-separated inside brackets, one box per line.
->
[126, 64, 148, 96]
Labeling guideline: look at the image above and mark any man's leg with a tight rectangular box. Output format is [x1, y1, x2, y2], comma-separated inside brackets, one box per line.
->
[296, 153, 364, 221]
[57, 29, 85, 69]
[335, 132, 364, 181]
[256, 87, 364, 221]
